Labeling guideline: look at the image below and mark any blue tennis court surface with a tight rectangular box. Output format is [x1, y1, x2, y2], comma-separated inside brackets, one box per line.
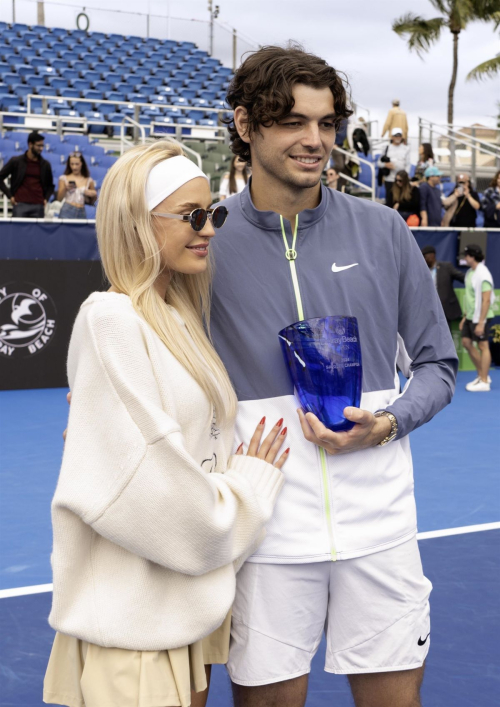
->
[1, 371, 499, 706]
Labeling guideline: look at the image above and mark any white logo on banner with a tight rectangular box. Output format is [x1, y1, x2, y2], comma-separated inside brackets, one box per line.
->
[0, 284, 56, 358]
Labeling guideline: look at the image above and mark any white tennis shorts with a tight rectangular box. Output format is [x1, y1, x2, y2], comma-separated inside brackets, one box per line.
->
[227, 537, 432, 685]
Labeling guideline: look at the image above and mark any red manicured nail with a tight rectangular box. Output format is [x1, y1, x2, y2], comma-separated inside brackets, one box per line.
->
[237, 442, 243, 452]
[259, 416, 266, 425]
[276, 418, 283, 427]
[285, 448, 290, 454]
[280, 426, 288, 436]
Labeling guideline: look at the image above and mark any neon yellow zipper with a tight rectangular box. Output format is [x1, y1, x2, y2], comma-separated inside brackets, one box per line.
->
[279, 215, 337, 561]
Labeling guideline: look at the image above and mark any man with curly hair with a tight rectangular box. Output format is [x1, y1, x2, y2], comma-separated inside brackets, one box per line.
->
[209, 45, 457, 707]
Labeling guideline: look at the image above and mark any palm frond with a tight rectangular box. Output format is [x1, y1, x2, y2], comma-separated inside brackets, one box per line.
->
[467, 52, 500, 80]
[392, 14, 446, 56]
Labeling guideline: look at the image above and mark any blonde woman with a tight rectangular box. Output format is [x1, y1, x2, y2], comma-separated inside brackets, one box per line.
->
[43, 140, 288, 707]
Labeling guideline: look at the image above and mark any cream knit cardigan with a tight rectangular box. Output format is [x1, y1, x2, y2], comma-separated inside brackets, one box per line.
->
[49, 292, 284, 651]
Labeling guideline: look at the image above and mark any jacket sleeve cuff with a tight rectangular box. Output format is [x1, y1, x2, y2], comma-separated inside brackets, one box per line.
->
[226, 454, 284, 508]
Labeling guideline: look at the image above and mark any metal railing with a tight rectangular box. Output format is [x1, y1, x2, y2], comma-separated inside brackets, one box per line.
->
[418, 117, 500, 182]
[331, 145, 376, 201]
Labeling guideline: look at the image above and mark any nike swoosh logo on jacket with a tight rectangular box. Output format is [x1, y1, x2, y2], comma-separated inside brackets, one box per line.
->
[210, 184, 457, 564]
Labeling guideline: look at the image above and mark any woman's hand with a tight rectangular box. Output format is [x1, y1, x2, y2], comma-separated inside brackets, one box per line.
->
[236, 417, 289, 469]
[459, 317, 466, 332]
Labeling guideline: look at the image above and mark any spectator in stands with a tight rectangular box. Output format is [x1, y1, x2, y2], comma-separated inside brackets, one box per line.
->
[421, 245, 465, 327]
[442, 173, 480, 228]
[348, 117, 370, 156]
[57, 153, 97, 219]
[386, 170, 420, 223]
[325, 167, 341, 190]
[460, 244, 495, 392]
[379, 128, 411, 204]
[419, 166, 443, 227]
[219, 155, 250, 199]
[381, 99, 408, 142]
[44, 140, 286, 707]
[482, 170, 500, 228]
[0, 131, 54, 218]
[414, 143, 435, 181]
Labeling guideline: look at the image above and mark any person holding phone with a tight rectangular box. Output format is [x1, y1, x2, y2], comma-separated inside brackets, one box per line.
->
[442, 172, 480, 227]
[43, 140, 287, 707]
[57, 152, 97, 219]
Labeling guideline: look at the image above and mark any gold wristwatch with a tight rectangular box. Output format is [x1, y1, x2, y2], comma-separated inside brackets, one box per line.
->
[374, 411, 398, 446]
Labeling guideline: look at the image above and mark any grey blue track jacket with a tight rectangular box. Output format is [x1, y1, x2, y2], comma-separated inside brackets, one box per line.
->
[210, 184, 457, 564]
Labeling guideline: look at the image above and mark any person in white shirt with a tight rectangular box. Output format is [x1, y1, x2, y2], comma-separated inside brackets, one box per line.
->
[43, 140, 287, 707]
[219, 154, 250, 199]
[379, 128, 411, 205]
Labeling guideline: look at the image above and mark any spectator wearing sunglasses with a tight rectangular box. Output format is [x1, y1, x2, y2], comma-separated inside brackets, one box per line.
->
[57, 152, 97, 219]
[44, 140, 287, 707]
[386, 170, 421, 224]
[442, 172, 480, 228]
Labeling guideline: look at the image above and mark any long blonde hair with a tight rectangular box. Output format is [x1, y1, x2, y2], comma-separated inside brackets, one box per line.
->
[96, 140, 237, 425]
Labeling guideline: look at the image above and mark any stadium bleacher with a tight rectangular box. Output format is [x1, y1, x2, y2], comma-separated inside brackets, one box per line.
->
[0, 20, 231, 131]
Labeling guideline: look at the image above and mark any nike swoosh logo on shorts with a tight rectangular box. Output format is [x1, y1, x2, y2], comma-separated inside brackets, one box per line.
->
[331, 263, 358, 273]
[418, 633, 430, 646]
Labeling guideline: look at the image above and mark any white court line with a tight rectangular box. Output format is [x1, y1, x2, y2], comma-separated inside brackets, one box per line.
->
[0, 582, 53, 599]
[1, 522, 499, 600]
[416, 521, 500, 540]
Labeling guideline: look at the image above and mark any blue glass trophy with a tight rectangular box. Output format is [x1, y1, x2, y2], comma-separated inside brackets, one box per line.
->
[279, 316, 363, 432]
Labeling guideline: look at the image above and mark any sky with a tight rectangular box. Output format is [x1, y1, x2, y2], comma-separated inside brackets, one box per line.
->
[3, 0, 499, 140]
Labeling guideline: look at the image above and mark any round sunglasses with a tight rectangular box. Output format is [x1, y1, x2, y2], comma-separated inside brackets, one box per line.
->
[152, 205, 228, 232]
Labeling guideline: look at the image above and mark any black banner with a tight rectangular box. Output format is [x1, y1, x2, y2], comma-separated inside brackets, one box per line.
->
[0, 260, 107, 390]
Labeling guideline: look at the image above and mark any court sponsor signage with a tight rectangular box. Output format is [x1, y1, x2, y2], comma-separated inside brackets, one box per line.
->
[0, 283, 57, 359]
[0, 260, 106, 390]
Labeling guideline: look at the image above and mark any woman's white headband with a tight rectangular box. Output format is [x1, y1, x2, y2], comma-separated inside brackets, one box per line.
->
[146, 155, 209, 211]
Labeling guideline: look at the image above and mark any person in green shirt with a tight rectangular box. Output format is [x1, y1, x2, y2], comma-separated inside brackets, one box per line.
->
[459, 244, 495, 391]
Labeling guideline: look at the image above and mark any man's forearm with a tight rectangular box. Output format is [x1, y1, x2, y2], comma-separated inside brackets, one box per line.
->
[420, 210, 428, 227]
[479, 293, 490, 323]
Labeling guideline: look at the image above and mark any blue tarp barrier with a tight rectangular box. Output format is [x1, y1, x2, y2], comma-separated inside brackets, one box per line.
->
[0, 221, 498, 283]
[0, 221, 99, 260]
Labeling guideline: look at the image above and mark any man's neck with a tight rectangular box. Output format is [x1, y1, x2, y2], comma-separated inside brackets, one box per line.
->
[27, 149, 38, 161]
[471, 261, 479, 271]
[250, 169, 322, 225]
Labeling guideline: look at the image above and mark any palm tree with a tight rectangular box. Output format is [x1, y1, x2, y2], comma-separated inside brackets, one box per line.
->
[393, 1, 500, 125]
[467, 12, 500, 81]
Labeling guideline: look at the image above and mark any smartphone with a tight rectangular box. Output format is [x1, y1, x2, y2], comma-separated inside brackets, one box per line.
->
[68, 180, 76, 188]
[457, 184, 464, 196]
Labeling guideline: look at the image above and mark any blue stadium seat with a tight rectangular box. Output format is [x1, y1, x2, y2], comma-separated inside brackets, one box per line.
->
[61, 69, 79, 81]
[90, 166, 109, 186]
[85, 71, 102, 83]
[37, 66, 58, 77]
[126, 93, 147, 102]
[167, 79, 184, 89]
[93, 102, 115, 117]
[12, 85, 32, 100]
[58, 88, 81, 99]
[131, 68, 151, 79]
[73, 79, 92, 91]
[81, 89, 102, 101]
[144, 77, 164, 88]
[179, 89, 197, 99]
[0, 95, 21, 110]
[71, 100, 93, 114]
[2, 72, 19, 88]
[52, 59, 71, 71]
[72, 61, 88, 73]
[49, 98, 71, 111]
[16, 65, 35, 77]
[93, 81, 113, 94]
[48, 78, 70, 90]
[104, 91, 126, 102]
[36, 86, 59, 97]
[198, 119, 217, 127]
[84, 111, 106, 133]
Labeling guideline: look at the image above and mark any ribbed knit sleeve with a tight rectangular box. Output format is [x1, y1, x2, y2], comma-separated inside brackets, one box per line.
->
[57, 298, 284, 577]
